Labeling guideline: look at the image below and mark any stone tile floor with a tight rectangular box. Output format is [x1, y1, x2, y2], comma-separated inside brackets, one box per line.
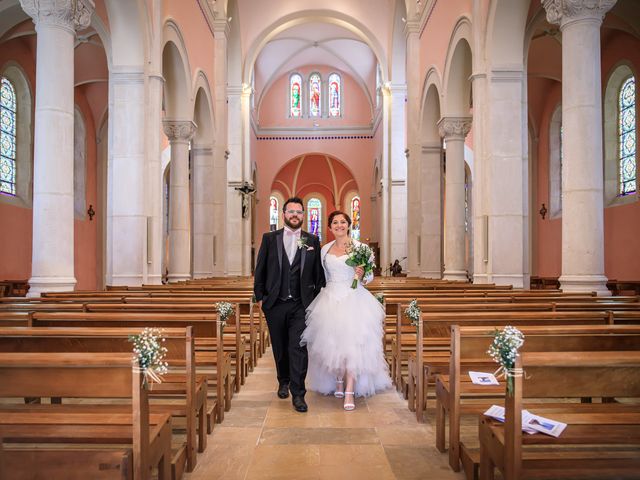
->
[184, 351, 466, 480]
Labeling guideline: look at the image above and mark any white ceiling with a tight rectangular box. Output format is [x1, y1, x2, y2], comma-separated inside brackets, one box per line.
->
[253, 22, 378, 110]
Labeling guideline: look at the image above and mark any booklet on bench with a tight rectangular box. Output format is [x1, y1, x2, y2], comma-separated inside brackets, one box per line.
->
[469, 371, 499, 385]
[483, 405, 567, 437]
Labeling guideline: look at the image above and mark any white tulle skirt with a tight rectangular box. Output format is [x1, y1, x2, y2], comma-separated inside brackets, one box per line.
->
[301, 281, 392, 397]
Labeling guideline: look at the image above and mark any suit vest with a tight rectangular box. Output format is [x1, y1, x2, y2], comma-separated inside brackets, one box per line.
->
[278, 247, 302, 301]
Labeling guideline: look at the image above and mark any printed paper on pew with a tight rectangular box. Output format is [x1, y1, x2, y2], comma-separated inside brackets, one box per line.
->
[483, 405, 538, 434]
[469, 371, 499, 386]
[526, 413, 567, 438]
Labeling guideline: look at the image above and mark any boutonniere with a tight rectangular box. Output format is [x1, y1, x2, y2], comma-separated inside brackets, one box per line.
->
[296, 237, 311, 250]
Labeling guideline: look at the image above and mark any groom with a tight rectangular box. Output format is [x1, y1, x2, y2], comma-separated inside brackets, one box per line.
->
[254, 197, 325, 412]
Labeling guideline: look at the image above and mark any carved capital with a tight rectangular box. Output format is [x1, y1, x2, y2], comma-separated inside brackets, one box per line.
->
[543, 0, 616, 26]
[163, 120, 197, 142]
[437, 117, 472, 140]
[20, 0, 94, 31]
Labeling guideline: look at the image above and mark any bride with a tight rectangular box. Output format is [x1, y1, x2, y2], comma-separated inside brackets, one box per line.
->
[301, 210, 391, 410]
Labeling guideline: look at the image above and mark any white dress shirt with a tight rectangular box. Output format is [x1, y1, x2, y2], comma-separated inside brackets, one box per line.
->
[283, 226, 301, 264]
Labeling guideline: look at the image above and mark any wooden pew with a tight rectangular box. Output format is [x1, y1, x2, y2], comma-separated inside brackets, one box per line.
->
[28, 312, 230, 427]
[407, 311, 616, 417]
[478, 351, 640, 480]
[0, 352, 173, 480]
[436, 325, 640, 477]
[0, 326, 206, 475]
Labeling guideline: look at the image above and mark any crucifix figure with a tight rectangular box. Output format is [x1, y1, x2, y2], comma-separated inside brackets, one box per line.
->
[235, 182, 256, 219]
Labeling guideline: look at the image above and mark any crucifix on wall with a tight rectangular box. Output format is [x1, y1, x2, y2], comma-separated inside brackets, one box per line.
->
[235, 182, 256, 219]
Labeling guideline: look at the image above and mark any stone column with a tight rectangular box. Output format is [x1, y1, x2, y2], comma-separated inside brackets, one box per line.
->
[163, 120, 196, 282]
[21, 0, 94, 295]
[544, 0, 615, 295]
[192, 144, 215, 278]
[212, 19, 229, 276]
[405, 21, 422, 276]
[226, 85, 243, 275]
[439, 117, 471, 281]
[420, 143, 443, 278]
[144, 0, 165, 285]
[390, 84, 408, 268]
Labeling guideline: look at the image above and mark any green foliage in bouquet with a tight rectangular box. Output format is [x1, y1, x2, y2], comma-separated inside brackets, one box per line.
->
[345, 243, 375, 289]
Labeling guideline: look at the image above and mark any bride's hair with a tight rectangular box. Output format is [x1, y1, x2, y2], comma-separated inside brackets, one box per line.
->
[327, 210, 351, 228]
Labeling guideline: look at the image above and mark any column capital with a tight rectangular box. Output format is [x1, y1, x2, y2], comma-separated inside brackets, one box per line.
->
[163, 120, 197, 142]
[543, 0, 616, 27]
[20, 0, 94, 31]
[437, 116, 472, 140]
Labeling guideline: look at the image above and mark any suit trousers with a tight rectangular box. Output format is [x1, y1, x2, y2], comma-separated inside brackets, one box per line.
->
[263, 298, 308, 397]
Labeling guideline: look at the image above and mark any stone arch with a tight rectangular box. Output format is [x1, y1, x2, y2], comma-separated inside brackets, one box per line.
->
[103, 0, 148, 68]
[162, 20, 193, 119]
[442, 16, 473, 115]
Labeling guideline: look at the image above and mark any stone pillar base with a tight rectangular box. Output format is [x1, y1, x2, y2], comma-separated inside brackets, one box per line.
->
[559, 274, 611, 296]
[168, 273, 192, 283]
[145, 274, 163, 285]
[420, 270, 442, 279]
[27, 276, 77, 297]
[443, 270, 469, 281]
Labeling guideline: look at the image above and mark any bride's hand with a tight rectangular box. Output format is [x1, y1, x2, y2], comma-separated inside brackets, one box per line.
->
[354, 266, 364, 279]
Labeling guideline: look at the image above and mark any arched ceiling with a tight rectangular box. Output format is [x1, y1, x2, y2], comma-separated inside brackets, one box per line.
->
[253, 22, 377, 107]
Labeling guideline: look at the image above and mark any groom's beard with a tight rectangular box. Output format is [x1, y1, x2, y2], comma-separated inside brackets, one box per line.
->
[284, 216, 302, 230]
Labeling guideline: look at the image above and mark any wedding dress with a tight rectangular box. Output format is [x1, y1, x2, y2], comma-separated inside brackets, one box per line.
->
[301, 241, 392, 397]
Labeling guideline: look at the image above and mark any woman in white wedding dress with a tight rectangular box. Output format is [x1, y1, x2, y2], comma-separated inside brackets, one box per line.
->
[301, 211, 391, 410]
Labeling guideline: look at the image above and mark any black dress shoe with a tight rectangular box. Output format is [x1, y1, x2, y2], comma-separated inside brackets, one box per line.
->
[292, 395, 308, 413]
[277, 383, 290, 399]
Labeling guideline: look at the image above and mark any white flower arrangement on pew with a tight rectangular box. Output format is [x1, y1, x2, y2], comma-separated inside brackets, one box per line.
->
[129, 327, 169, 389]
[215, 301, 234, 330]
[404, 299, 421, 328]
[487, 325, 525, 396]
[375, 293, 385, 305]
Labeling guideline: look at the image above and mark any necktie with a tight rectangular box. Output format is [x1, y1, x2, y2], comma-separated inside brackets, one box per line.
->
[286, 230, 297, 264]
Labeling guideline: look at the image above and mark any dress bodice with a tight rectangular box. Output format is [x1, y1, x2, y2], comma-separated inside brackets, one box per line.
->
[323, 252, 356, 283]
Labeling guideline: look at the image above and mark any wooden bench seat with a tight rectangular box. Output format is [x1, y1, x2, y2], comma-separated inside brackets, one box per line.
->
[0, 326, 207, 473]
[0, 352, 173, 480]
[435, 325, 640, 478]
[478, 351, 640, 480]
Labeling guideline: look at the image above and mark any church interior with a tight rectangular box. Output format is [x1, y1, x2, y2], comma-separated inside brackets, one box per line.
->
[0, 0, 639, 479]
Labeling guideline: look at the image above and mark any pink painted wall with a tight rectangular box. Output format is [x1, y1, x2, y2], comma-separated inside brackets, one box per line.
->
[532, 29, 640, 281]
[419, 0, 472, 90]
[164, 0, 216, 107]
[258, 67, 373, 127]
[0, 22, 104, 290]
[254, 137, 379, 248]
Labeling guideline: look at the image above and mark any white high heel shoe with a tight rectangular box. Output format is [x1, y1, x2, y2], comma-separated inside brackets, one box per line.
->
[334, 380, 345, 398]
[343, 392, 355, 411]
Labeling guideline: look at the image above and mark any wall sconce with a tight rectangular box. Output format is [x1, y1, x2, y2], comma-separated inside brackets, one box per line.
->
[539, 203, 547, 220]
[87, 204, 95, 221]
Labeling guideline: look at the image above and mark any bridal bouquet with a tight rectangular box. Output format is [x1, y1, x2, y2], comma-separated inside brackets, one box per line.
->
[345, 242, 375, 289]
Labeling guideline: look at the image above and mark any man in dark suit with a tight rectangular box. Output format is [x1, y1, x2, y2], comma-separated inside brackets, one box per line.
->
[254, 197, 325, 412]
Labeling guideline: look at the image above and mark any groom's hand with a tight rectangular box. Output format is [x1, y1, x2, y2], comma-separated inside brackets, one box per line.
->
[355, 266, 364, 279]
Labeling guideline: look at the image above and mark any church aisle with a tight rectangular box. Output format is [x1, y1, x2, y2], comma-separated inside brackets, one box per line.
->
[185, 350, 465, 480]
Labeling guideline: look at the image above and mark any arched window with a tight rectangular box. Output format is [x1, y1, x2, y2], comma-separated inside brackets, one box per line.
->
[350, 195, 361, 240]
[290, 73, 302, 118]
[269, 196, 279, 231]
[1, 77, 17, 195]
[309, 73, 321, 118]
[328, 73, 341, 118]
[619, 75, 636, 195]
[307, 197, 322, 241]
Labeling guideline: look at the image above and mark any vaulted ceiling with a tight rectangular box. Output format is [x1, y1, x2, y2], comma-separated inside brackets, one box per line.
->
[253, 22, 378, 110]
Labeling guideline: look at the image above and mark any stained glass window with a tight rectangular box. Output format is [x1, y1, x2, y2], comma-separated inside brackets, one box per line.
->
[328, 73, 341, 118]
[1, 77, 17, 195]
[290, 73, 302, 118]
[269, 196, 279, 231]
[309, 73, 321, 118]
[307, 198, 322, 241]
[350, 196, 360, 240]
[619, 75, 636, 195]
